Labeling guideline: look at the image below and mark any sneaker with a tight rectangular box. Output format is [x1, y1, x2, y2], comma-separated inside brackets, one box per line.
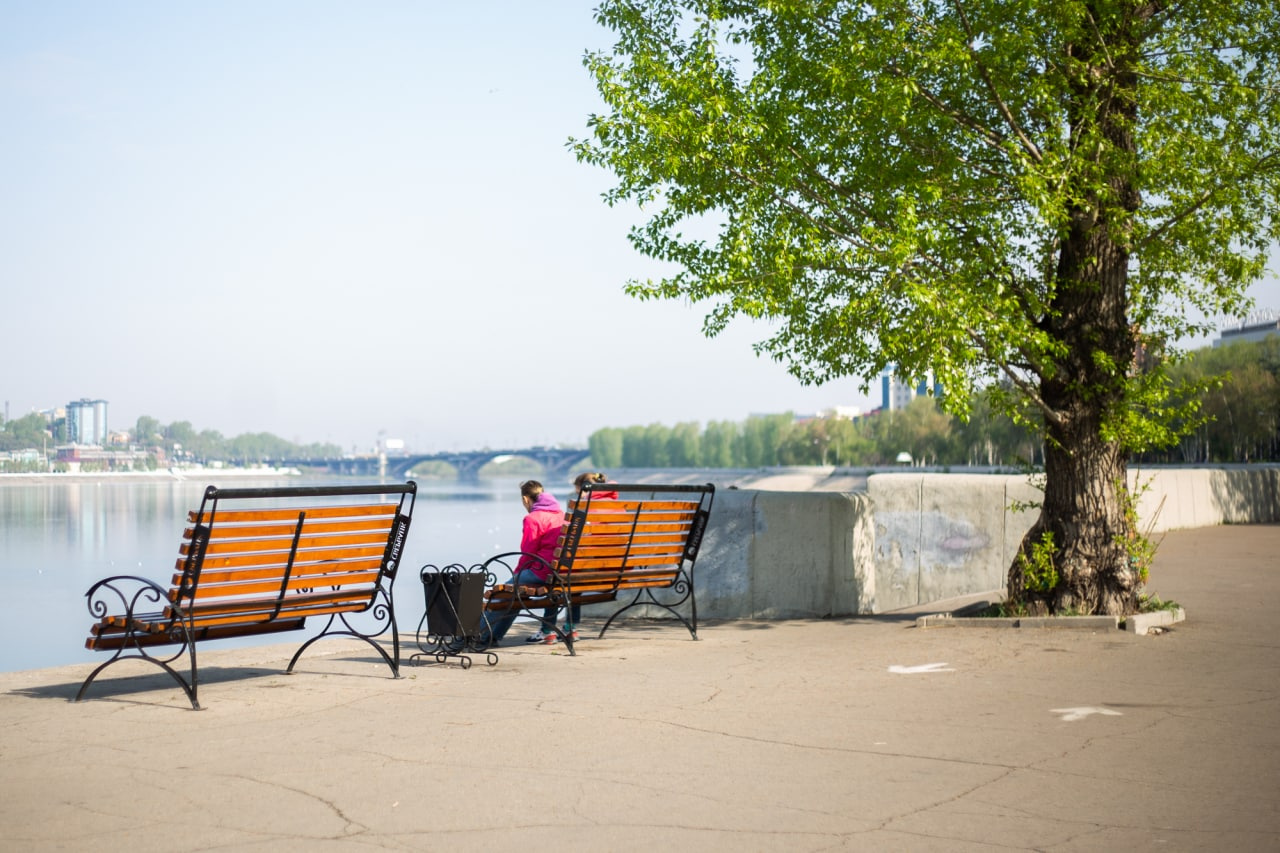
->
[544, 631, 558, 645]
[526, 629, 551, 643]
[563, 626, 581, 641]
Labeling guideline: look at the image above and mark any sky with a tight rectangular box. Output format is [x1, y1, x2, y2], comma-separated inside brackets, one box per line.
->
[3, 2, 1278, 455]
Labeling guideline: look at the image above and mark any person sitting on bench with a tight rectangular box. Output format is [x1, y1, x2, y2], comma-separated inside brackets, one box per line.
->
[556, 471, 620, 640]
[475, 479, 564, 647]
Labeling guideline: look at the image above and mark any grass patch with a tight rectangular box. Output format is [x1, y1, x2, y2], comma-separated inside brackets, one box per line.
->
[1138, 592, 1181, 613]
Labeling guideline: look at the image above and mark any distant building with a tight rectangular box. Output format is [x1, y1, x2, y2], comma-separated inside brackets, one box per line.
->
[1216, 309, 1279, 347]
[66, 398, 108, 445]
[791, 406, 863, 424]
[55, 445, 152, 472]
[880, 367, 942, 411]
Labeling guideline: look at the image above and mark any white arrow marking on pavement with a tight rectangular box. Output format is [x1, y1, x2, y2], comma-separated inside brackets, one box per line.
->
[1051, 706, 1123, 722]
[888, 663, 954, 674]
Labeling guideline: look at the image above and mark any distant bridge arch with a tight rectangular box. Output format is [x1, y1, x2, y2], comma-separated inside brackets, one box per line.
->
[386, 447, 593, 483]
[275, 447, 593, 483]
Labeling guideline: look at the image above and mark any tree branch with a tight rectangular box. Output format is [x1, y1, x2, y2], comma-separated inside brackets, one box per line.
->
[1138, 150, 1280, 249]
[951, 0, 1044, 164]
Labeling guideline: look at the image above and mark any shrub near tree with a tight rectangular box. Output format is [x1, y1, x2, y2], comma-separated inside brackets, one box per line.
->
[574, 1, 1280, 616]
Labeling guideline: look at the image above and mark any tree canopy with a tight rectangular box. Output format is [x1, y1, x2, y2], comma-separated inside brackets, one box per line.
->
[575, 0, 1280, 614]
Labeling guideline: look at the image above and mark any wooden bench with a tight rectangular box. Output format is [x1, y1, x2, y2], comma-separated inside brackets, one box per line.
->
[76, 482, 416, 709]
[480, 483, 715, 654]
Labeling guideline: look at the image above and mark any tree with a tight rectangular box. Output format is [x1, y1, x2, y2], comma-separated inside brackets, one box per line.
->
[589, 427, 625, 468]
[134, 416, 163, 448]
[889, 397, 957, 467]
[0, 412, 51, 453]
[575, 0, 1280, 615]
[667, 420, 703, 465]
[701, 419, 740, 466]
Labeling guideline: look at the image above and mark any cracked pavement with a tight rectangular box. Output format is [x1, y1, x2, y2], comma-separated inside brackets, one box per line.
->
[1, 524, 1277, 851]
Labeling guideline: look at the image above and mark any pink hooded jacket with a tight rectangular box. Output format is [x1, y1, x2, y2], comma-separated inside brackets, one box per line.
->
[517, 491, 564, 582]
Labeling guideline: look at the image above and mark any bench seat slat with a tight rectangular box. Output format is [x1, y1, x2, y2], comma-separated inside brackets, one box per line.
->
[570, 537, 690, 549]
[558, 535, 684, 550]
[174, 558, 384, 587]
[566, 500, 701, 512]
[563, 569, 680, 585]
[172, 591, 371, 617]
[565, 512, 698, 525]
[187, 503, 398, 524]
[564, 522, 694, 536]
[175, 545, 391, 573]
[180, 530, 396, 557]
[559, 556, 684, 571]
[175, 570, 382, 600]
[86, 618, 308, 651]
[92, 590, 378, 630]
[183, 514, 394, 535]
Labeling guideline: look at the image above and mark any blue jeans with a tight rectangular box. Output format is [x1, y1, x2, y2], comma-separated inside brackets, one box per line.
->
[476, 568, 556, 644]
[560, 604, 582, 628]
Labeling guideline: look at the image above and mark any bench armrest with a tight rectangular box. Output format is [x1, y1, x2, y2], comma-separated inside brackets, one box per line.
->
[85, 575, 174, 620]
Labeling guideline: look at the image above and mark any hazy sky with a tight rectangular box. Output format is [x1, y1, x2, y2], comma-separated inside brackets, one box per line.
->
[4, 2, 1278, 453]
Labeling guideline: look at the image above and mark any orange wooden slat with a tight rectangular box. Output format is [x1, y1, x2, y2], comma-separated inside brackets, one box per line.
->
[562, 555, 683, 571]
[87, 618, 307, 651]
[182, 545, 390, 573]
[186, 516, 396, 540]
[183, 557, 384, 587]
[186, 503, 397, 524]
[566, 510, 697, 525]
[180, 569, 382, 600]
[181, 527, 395, 555]
[578, 519, 693, 532]
[567, 500, 700, 513]
[165, 588, 375, 621]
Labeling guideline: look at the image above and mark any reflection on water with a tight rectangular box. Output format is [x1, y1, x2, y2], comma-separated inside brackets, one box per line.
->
[0, 476, 532, 673]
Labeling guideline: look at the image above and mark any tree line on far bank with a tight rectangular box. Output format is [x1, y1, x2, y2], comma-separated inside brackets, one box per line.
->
[127, 416, 342, 464]
[587, 338, 1280, 470]
[0, 412, 341, 467]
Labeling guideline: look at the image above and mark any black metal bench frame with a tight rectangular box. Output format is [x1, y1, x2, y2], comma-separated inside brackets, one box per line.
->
[76, 482, 416, 709]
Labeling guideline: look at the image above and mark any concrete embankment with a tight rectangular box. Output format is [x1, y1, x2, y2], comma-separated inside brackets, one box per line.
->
[593, 465, 1280, 617]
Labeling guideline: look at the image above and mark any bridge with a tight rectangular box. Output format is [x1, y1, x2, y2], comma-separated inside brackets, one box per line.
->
[273, 446, 593, 483]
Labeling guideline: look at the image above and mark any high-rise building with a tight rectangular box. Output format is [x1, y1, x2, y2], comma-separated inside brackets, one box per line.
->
[66, 398, 108, 445]
[880, 367, 941, 411]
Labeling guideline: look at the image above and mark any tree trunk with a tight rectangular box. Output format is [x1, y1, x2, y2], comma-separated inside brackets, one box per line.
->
[1009, 212, 1142, 615]
[1010, 415, 1139, 616]
[1007, 2, 1149, 617]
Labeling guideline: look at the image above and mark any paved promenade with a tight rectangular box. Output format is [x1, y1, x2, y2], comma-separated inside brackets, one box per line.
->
[2, 524, 1277, 851]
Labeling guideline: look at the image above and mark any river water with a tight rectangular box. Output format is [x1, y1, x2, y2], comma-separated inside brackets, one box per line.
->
[0, 475, 540, 673]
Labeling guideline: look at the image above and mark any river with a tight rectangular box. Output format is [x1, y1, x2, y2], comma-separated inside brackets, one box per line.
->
[0, 474, 538, 673]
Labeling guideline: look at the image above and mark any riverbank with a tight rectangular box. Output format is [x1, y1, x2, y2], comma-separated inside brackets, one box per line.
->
[0, 465, 302, 483]
[0, 464, 1013, 490]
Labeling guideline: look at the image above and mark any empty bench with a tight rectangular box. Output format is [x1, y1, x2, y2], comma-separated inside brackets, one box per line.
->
[77, 482, 416, 709]
[481, 483, 715, 654]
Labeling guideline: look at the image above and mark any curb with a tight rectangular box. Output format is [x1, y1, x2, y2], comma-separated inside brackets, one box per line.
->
[916, 612, 1120, 630]
[1124, 606, 1186, 635]
[917, 601, 1188, 634]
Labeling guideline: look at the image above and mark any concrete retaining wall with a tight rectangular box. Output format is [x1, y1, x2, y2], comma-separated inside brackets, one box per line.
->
[869, 466, 1279, 611]
[670, 466, 1280, 619]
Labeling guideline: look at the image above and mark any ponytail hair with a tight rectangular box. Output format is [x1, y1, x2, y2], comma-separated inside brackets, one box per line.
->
[573, 471, 609, 492]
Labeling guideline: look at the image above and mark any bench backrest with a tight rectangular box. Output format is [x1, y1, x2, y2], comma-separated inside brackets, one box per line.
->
[169, 483, 415, 624]
[554, 483, 714, 596]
